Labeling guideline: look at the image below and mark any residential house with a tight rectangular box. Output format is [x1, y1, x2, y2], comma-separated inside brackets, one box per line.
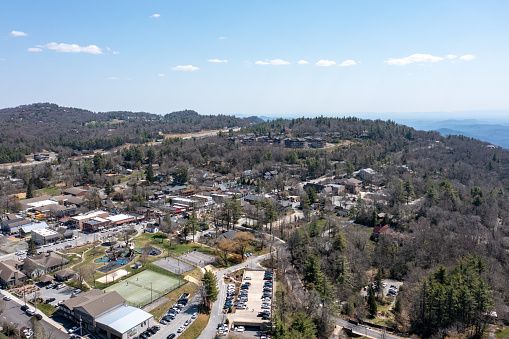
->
[23, 252, 69, 278]
[0, 260, 26, 287]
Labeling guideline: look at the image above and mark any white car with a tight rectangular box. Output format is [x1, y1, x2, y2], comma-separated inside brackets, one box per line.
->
[235, 326, 245, 332]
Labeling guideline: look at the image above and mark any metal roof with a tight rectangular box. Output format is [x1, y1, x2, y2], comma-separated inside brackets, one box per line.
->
[97, 305, 153, 334]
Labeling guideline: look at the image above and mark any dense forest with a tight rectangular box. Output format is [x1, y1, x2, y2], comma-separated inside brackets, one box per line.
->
[0, 103, 262, 163]
[1, 107, 508, 337]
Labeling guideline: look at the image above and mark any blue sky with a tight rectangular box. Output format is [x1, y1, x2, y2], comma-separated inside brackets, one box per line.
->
[1, 1, 508, 118]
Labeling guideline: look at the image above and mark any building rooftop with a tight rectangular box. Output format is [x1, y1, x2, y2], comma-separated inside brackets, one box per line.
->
[32, 228, 58, 237]
[105, 214, 132, 222]
[97, 305, 153, 334]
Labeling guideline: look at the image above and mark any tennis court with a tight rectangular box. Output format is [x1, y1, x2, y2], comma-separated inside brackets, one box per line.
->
[104, 270, 183, 307]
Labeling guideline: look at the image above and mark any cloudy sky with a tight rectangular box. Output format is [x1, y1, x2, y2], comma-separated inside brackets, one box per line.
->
[1, 1, 508, 117]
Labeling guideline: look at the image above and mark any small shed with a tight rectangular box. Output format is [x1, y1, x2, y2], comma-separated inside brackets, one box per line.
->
[39, 275, 54, 285]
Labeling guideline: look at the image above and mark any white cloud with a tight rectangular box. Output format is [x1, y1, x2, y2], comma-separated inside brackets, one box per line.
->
[10, 30, 28, 37]
[150, 14, 161, 18]
[255, 59, 290, 65]
[339, 59, 356, 67]
[157, 73, 165, 77]
[27, 47, 42, 52]
[316, 60, 336, 67]
[445, 54, 457, 59]
[37, 42, 103, 54]
[112, 51, 120, 55]
[386, 53, 444, 65]
[108, 77, 119, 80]
[460, 54, 476, 61]
[172, 65, 199, 71]
[218, 37, 226, 40]
[207, 59, 228, 63]
[298, 60, 309, 65]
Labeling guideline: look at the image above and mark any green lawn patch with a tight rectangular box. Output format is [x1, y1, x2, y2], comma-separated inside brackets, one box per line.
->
[496, 327, 509, 339]
[35, 302, 57, 317]
[149, 282, 200, 320]
[177, 313, 210, 339]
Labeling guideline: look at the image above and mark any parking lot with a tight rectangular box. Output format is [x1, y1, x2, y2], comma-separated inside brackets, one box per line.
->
[152, 257, 195, 275]
[0, 294, 69, 338]
[227, 270, 272, 336]
[36, 283, 75, 306]
[178, 251, 217, 268]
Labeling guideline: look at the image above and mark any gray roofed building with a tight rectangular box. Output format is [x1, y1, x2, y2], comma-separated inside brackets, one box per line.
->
[1, 217, 32, 233]
[23, 252, 69, 277]
[54, 268, 76, 281]
[59, 290, 127, 332]
[218, 230, 238, 241]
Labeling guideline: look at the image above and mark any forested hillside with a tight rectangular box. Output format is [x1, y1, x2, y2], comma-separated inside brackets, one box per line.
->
[0, 103, 262, 163]
[1, 110, 508, 337]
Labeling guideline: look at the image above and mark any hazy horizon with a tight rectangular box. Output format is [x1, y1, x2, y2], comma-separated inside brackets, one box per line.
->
[2, 1, 509, 117]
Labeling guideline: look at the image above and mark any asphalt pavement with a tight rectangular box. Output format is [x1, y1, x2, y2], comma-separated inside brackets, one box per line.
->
[150, 291, 202, 339]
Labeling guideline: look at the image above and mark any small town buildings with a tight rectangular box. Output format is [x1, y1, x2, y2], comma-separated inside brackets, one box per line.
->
[31, 228, 61, 245]
[59, 290, 154, 338]
[82, 217, 112, 233]
[105, 214, 135, 226]
[23, 252, 69, 278]
[1, 215, 32, 234]
[70, 211, 109, 229]
[63, 187, 89, 197]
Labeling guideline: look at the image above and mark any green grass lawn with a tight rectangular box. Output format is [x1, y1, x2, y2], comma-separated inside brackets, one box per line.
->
[37, 187, 61, 196]
[177, 313, 210, 339]
[149, 282, 200, 320]
[34, 302, 57, 317]
[496, 327, 509, 339]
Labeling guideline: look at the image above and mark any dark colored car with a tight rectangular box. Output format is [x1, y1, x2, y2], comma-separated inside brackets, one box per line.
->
[46, 297, 56, 303]
[167, 334, 176, 339]
[20, 305, 28, 311]
[34, 314, 42, 320]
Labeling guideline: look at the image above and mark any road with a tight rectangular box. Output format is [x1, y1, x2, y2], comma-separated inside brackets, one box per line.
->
[334, 317, 402, 339]
[0, 223, 145, 263]
[152, 292, 202, 339]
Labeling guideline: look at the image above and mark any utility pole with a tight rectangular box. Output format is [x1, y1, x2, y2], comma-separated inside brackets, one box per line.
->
[80, 316, 82, 337]
[150, 281, 153, 303]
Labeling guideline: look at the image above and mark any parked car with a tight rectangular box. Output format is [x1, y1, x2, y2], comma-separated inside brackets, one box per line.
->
[3, 296, 10, 301]
[167, 334, 176, 339]
[45, 297, 56, 303]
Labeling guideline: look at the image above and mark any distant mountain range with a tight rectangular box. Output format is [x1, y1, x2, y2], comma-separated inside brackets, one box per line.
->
[396, 119, 509, 149]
